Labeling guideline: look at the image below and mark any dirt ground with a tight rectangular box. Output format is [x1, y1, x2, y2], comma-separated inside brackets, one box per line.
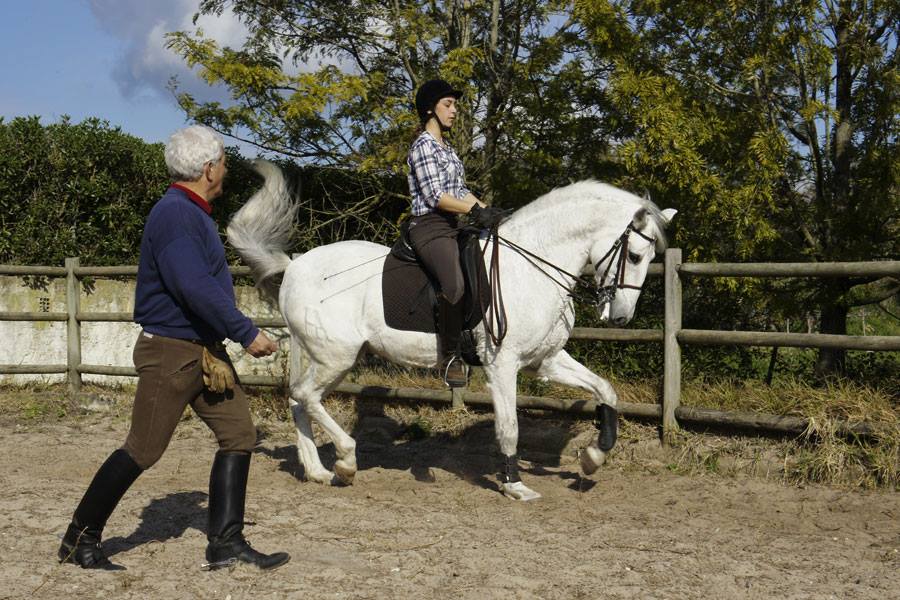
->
[1, 397, 898, 600]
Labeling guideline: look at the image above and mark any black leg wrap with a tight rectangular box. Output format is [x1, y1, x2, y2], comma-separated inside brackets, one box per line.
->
[594, 404, 618, 452]
[206, 451, 290, 571]
[499, 454, 521, 483]
[58, 448, 143, 570]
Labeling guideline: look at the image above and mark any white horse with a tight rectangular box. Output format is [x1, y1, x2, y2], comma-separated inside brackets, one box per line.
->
[228, 161, 676, 501]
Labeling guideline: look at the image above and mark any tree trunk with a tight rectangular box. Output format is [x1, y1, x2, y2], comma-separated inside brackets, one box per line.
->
[813, 2, 857, 381]
[814, 301, 849, 378]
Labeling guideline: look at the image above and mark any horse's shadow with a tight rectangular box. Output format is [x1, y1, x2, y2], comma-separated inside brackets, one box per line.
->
[258, 395, 597, 494]
[102, 491, 208, 558]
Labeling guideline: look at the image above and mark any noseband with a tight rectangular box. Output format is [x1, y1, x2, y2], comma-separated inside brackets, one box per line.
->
[592, 224, 657, 311]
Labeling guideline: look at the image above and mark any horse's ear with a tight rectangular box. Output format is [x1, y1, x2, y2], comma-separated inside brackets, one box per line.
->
[660, 208, 678, 226]
[632, 207, 648, 229]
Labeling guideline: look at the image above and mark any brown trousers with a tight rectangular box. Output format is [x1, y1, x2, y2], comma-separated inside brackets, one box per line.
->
[408, 211, 464, 304]
[122, 332, 256, 470]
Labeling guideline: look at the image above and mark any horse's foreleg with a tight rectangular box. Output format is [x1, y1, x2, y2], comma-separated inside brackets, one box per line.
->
[535, 349, 618, 475]
[485, 362, 541, 501]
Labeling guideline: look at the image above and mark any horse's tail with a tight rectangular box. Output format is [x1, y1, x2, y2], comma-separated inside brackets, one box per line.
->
[226, 159, 299, 301]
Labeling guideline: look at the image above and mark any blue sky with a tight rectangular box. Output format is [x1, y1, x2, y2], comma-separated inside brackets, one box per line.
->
[0, 0, 244, 145]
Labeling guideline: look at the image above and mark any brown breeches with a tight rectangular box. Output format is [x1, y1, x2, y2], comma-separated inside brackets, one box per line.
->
[408, 211, 464, 304]
[122, 332, 256, 470]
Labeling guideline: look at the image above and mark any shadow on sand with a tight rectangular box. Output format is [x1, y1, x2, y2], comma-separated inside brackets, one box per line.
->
[103, 491, 208, 558]
[256, 395, 599, 495]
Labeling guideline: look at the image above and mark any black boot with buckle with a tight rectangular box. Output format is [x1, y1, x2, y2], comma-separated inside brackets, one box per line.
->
[437, 294, 467, 388]
[58, 448, 143, 570]
[205, 451, 290, 571]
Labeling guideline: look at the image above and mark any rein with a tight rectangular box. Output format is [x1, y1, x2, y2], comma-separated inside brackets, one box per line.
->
[494, 235, 597, 304]
[478, 226, 508, 346]
[495, 222, 657, 314]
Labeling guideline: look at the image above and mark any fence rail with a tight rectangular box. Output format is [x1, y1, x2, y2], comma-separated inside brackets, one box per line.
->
[1, 252, 898, 441]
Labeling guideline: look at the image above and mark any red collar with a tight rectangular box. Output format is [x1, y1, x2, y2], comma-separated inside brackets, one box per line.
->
[169, 183, 212, 215]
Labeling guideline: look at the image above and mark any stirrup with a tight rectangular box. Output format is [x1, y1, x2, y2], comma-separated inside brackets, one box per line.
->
[442, 355, 468, 388]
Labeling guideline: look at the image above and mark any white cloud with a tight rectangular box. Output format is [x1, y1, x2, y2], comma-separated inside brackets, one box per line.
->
[88, 0, 249, 103]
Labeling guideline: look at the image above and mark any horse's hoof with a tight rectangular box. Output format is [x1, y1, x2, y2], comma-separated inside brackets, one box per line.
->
[334, 458, 357, 485]
[306, 469, 336, 485]
[580, 446, 607, 475]
[501, 481, 541, 501]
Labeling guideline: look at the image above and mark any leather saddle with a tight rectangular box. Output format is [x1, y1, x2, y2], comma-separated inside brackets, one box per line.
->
[381, 221, 490, 364]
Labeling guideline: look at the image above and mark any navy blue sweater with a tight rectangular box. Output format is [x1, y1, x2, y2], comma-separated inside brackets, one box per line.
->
[133, 185, 258, 346]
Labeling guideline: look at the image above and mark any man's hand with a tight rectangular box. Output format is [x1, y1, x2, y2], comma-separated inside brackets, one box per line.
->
[246, 331, 278, 358]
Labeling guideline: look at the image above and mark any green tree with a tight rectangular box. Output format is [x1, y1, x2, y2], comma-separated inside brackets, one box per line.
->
[166, 0, 613, 207]
[575, 0, 899, 375]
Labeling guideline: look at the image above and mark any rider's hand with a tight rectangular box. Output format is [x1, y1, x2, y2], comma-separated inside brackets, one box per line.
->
[246, 331, 277, 358]
[468, 204, 507, 229]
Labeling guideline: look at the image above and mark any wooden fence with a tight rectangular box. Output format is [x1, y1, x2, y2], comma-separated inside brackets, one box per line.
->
[2, 251, 898, 442]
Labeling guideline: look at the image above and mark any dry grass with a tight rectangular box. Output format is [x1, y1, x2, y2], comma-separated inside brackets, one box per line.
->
[1, 370, 896, 490]
[668, 377, 899, 489]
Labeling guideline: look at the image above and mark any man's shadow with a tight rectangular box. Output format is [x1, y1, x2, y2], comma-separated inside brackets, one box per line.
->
[102, 491, 207, 558]
[258, 392, 597, 493]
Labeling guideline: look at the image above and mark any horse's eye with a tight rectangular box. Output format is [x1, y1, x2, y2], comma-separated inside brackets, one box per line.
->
[627, 251, 642, 264]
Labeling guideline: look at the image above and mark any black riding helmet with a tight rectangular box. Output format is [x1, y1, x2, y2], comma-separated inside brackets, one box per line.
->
[415, 79, 463, 124]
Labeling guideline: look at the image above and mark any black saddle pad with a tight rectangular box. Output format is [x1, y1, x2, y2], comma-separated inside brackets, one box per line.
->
[382, 233, 491, 334]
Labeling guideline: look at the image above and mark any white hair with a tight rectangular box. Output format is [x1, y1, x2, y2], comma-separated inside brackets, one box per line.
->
[164, 125, 225, 181]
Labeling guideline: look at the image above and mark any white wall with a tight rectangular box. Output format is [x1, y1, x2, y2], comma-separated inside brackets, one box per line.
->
[1, 275, 289, 386]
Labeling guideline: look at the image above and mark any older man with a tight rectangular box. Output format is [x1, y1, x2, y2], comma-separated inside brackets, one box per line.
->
[57, 125, 289, 571]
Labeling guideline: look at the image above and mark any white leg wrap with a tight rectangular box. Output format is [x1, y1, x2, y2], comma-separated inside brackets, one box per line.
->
[580, 445, 607, 475]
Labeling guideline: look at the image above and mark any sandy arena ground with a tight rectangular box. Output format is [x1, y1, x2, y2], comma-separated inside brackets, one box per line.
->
[1, 398, 898, 600]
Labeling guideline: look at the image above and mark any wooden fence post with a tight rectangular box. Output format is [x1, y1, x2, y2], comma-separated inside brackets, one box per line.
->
[663, 248, 682, 445]
[451, 386, 465, 410]
[65, 257, 82, 396]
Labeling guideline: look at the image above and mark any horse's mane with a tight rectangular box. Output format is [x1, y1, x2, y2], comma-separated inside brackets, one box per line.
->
[505, 180, 669, 252]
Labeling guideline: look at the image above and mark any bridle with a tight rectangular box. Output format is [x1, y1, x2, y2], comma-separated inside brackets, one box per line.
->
[591, 223, 657, 312]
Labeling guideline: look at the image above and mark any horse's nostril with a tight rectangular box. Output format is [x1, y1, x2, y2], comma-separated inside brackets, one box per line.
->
[612, 317, 627, 326]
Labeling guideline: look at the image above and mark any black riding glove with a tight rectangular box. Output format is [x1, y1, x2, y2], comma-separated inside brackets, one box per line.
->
[468, 204, 506, 229]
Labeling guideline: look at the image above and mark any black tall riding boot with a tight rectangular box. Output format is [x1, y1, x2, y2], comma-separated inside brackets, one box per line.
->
[58, 448, 143, 570]
[205, 451, 290, 571]
[437, 294, 467, 388]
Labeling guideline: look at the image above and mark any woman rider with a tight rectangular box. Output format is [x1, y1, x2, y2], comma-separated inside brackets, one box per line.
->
[407, 79, 499, 387]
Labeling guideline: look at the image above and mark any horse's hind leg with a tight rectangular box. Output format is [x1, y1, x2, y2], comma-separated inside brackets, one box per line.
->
[288, 342, 359, 485]
[534, 349, 618, 475]
[288, 347, 334, 484]
[288, 397, 333, 484]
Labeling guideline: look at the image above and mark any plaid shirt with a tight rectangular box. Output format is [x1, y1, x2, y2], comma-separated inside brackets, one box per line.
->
[407, 131, 470, 216]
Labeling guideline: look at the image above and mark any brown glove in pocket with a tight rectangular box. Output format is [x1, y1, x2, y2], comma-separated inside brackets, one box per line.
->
[202, 347, 235, 393]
